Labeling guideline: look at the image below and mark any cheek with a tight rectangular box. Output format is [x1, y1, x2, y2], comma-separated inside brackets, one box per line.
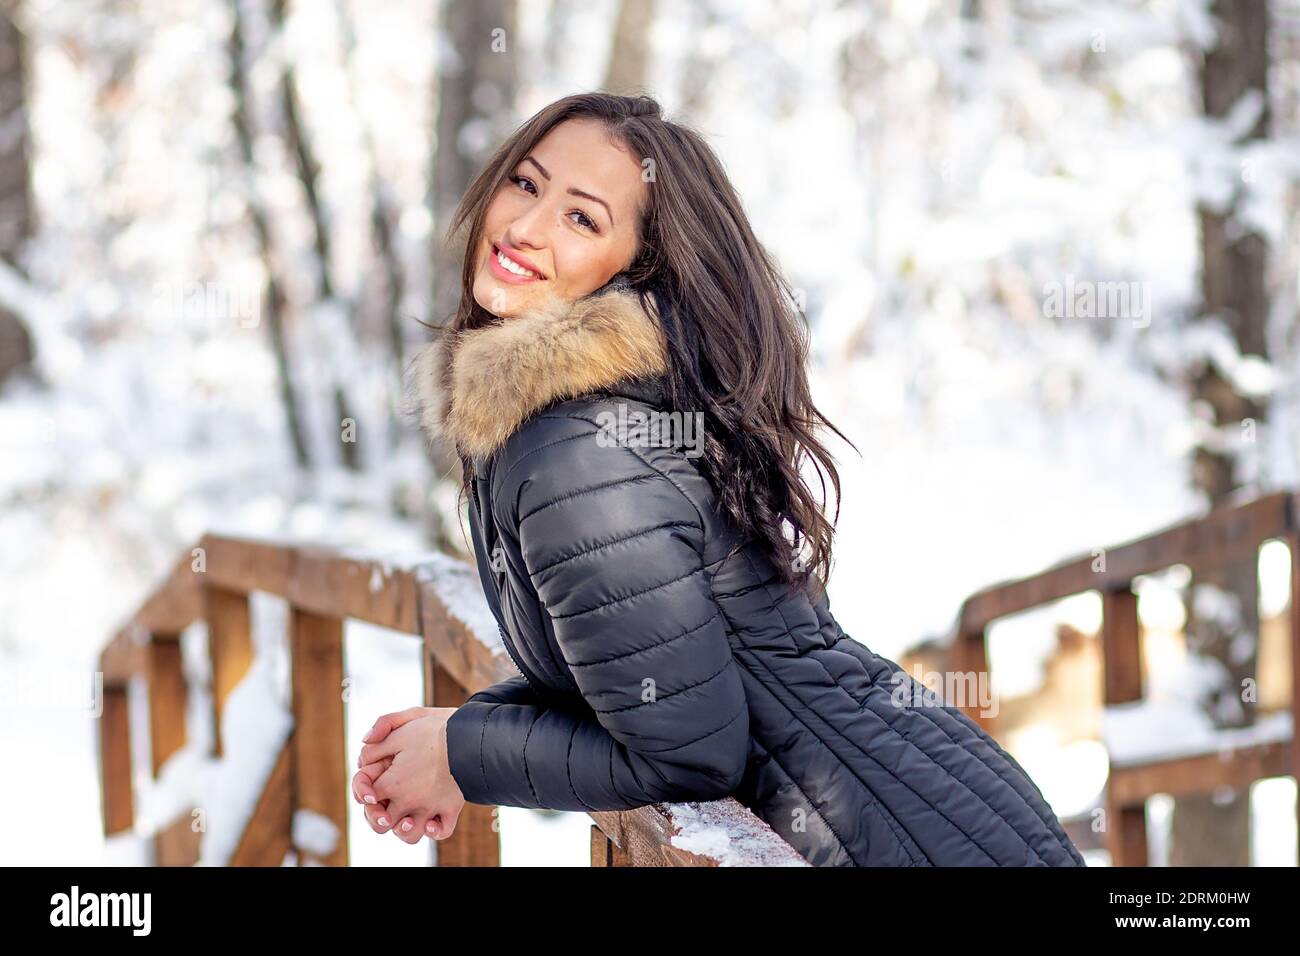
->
[481, 191, 521, 237]
[552, 237, 621, 289]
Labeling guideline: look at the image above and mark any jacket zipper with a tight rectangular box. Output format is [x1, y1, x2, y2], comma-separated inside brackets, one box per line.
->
[470, 467, 547, 699]
[496, 621, 543, 696]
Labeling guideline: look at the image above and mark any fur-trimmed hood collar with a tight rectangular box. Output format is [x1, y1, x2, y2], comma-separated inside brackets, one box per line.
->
[405, 277, 670, 462]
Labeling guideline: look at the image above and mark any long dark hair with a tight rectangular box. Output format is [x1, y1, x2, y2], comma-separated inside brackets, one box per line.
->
[438, 91, 855, 597]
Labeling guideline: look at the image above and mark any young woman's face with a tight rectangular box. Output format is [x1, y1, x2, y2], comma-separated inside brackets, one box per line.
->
[472, 118, 646, 318]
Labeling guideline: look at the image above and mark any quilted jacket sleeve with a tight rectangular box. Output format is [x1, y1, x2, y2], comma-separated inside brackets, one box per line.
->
[444, 428, 751, 811]
[458, 674, 542, 707]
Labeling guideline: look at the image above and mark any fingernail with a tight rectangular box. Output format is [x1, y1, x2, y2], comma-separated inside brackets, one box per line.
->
[377, 816, 389, 827]
[401, 820, 413, 832]
[363, 794, 376, 805]
[362, 729, 374, 742]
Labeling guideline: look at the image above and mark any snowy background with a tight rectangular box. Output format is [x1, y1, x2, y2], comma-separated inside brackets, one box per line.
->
[1, 0, 1298, 866]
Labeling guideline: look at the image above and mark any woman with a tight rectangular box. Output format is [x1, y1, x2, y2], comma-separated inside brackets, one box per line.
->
[352, 92, 1086, 867]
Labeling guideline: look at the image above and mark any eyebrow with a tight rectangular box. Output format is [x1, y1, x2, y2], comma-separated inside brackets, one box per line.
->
[524, 155, 615, 228]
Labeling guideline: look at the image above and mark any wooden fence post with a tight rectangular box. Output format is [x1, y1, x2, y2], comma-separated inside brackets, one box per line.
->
[590, 824, 632, 866]
[1289, 532, 1300, 865]
[206, 586, 253, 759]
[148, 632, 202, 865]
[99, 682, 134, 837]
[1102, 585, 1147, 866]
[290, 608, 348, 866]
[953, 626, 995, 734]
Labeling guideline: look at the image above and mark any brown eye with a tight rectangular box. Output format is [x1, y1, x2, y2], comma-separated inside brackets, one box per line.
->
[509, 174, 537, 195]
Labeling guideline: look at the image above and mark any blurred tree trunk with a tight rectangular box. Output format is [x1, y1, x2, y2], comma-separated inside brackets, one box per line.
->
[0, 0, 35, 387]
[336, 0, 408, 466]
[603, 0, 655, 94]
[1171, 0, 1270, 868]
[227, 0, 311, 468]
[336, 0, 406, 372]
[269, 0, 360, 471]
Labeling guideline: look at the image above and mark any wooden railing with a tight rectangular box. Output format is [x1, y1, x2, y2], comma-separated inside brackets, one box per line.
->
[952, 490, 1300, 866]
[96, 533, 808, 866]
[103, 492, 1297, 866]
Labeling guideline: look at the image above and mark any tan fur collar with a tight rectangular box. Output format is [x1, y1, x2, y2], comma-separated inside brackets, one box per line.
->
[406, 286, 669, 461]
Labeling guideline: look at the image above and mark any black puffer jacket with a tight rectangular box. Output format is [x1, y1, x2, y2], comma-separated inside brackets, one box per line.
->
[409, 279, 1086, 867]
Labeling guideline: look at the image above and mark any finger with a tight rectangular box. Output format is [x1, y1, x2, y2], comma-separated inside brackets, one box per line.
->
[357, 735, 402, 767]
[348, 764, 379, 806]
[385, 792, 434, 844]
[369, 761, 400, 802]
[364, 800, 394, 834]
[351, 761, 382, 797]
[391, 811, 428, 846]
[429, 803, 463, 840]
[361, 707, 429, 745]
[358, 725, 422, 767]
[351, 762, 389, 805]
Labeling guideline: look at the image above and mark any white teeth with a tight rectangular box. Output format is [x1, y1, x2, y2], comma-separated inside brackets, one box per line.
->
[496, 248, 537, 277]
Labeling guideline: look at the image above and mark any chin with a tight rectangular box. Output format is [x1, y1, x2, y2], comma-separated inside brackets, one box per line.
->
[472, 275, 515, 318]
[475, 277, 559, 320]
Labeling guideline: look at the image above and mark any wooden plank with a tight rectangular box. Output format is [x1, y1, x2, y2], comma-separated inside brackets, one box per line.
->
[1109, 740, 1292, 804]
[289, 608, 348, 866]
[951, 627, 994, 735]
[102, 548, 203, 684]
[1102, 588, 1143, 704]
[591, 825, 611, 866]
[1101, 587, 1145, 866]
[425, 658, 501, 866]
[147, 635, 187, 776]
[100, 626, 148, 683]
[419, 581, 516, 697]
[133, 551, 206, 637]
[289, 548, 421, 633]
[99, 683, 134, 836]
[230, 739, 294, 866]
[1105, 804, 1149, 867]
[588, 808, 720, 866]
[1291, 530, 1300, 864]
[960, 492, 1293, 632]
[146, 634, 201, 867]
[206, 587, 253, 760]
[202, 533, 293, 597]
[589, 824, 632, 866]
[204, 535, 424, 633]
[154, 810, 203, 866]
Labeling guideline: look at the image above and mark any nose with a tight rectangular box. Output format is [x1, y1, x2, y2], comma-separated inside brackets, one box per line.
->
[503, 193, 551, 253]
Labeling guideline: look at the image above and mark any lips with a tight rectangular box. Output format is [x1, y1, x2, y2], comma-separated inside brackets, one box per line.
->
[491, 242, 545, 280]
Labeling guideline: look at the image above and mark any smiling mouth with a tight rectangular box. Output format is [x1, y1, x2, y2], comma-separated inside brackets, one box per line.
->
[491, 243, 543, 280]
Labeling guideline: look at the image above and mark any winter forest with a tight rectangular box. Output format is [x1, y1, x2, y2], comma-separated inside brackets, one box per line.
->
[1, 0, 1299, 868]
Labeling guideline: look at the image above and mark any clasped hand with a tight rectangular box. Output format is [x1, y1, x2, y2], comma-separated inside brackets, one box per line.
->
[350, 706, 466, 844]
